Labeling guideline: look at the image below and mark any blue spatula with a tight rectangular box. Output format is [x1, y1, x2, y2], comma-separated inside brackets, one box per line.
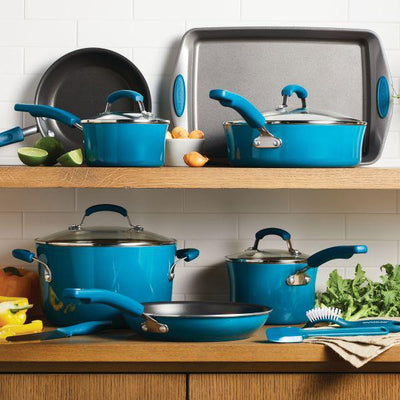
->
[266, 326, 389, 343]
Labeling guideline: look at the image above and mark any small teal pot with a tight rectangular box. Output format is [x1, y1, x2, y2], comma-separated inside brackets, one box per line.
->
[12, 204, 199, 326]
[210, 84, 367, 167]
[14, 90, 169, 167]
[226, 228, 367, 324]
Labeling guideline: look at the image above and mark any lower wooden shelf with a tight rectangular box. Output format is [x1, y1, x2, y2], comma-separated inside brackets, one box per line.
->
[0, 166, 399, 189]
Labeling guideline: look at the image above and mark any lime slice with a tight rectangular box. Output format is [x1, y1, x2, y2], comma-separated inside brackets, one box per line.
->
[57, 149, 83, 167]
[34, 137, 65, 166]
[18, 147, 48, 166]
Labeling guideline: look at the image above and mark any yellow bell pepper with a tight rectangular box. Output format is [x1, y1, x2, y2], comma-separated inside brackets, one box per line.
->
[0, 296, 32, 327]
[0, 320, 43, 340]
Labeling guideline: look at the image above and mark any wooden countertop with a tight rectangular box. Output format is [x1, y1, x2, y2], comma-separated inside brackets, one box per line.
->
[2, 327, 400, 373]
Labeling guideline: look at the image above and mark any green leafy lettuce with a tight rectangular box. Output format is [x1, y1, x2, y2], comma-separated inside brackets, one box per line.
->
[316, 264, 400, 320]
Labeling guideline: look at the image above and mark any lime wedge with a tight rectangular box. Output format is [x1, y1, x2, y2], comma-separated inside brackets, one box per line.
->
[57, 149, 83, 167]
[18, 147, 48, 166]
[34, 137, 65, 166]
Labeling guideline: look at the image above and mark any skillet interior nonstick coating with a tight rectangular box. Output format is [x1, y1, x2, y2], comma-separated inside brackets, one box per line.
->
[35, 48, 151, 151]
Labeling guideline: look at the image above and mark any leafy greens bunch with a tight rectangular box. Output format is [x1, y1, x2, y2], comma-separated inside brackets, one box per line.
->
[316, 264, 400, 320]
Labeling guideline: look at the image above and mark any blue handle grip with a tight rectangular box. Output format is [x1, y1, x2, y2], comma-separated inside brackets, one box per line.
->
[63, 288, 145, 317]
[12, 249, 35, 263]
[281, 84, 308, 99]
[58, 321, 113, 337]
[106, 90, 144, 105]
[255, 228, 291, 241]
[14, 104, 81, 128]
[0, 126, 24, 147]
[85, 204, 128, 217]
[209, 89, 266, 129]
[303, 326, 388, 337]
[176, 248, 200, 262]
[307, 245, 368, 269]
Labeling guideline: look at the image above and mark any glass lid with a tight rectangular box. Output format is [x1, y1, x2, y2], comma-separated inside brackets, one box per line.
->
[80, 89, 169, 125]
[36, 204, 175, 247]
[226, 228, 308, 264]
[226, 84, 366, 126]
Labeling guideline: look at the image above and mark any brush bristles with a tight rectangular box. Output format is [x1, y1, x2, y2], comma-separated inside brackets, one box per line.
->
[306, 307, 342, 322]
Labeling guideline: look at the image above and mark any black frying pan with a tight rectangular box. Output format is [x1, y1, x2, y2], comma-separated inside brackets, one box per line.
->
[0, 48, 151, 151]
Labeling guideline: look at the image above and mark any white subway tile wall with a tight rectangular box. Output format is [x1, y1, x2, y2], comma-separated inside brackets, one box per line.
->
[0, 1, 399, 299]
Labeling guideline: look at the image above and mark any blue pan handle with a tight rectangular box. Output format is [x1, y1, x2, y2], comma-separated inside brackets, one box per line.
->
[106, 90, 144, 105]
[307, 245, 368, 269]
[252, 228, 292, 251]
[14, 104, 81, 128]
[176, 248, 199, 262]
[57, 321, 113, 337]
[0, 126, 24, 147]
[209, 89, 265, 129]
[85, 204, 128, 217]
[12, 249, 35, 263]
[63, 288, 145, 317]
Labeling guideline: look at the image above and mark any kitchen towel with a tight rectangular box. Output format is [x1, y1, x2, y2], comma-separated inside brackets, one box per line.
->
[305, 333, 400, 368]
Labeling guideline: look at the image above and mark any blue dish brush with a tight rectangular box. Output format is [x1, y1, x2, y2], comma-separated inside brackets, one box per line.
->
[304, 307, 400, 333]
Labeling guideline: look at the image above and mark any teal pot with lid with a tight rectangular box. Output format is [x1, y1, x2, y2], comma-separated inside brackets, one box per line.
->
[226, 228, 367, 324]
[12, 204, 199, 326]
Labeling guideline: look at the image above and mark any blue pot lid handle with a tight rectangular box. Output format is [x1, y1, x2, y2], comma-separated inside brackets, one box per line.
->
[63, 288, 169, 334]
[281, 84, 308, 108]
[14, 104, 82, 129]
[286, 245, 368, 286]
[253, 227, 298, 255]
[105, 90, 147, 114]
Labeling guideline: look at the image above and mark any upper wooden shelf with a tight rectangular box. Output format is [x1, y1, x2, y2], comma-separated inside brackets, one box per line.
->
[0, 166, 399, 189]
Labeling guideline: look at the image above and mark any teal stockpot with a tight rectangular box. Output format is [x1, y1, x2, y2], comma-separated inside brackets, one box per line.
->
[64, 288, 272, 342]
[226, 228, 367, 324]
[210, 84, 367, 167]
[14, 90, 169, 167]
[12, 204, 199, 326]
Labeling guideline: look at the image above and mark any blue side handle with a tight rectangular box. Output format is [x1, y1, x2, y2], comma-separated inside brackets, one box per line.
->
[106, 90, 144, 105]
[377, 76, 390, 119]
[303, 326, 388, 338]
[14, 104, 81, 128]
[12, 249, 35, 263]
[209, 89, 266, 129]
[57, 321, 113, 337]
[85, 204, 128, 217]
[63, 288, 145, 317]
[176, 248, 200, 262]
[173, 74, 186, 117]
[281, 84, 308, 99]
[0, 127, 24, 147]
[253, 228, 291, 250]
[307, 245, 368, 269]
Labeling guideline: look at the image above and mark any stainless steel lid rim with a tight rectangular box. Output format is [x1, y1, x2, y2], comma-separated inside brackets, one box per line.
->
[225, 257, 307, 264]
[35, 240, 176, 247]
[224, 120, 367, 126]
[81, 119, 170, 125]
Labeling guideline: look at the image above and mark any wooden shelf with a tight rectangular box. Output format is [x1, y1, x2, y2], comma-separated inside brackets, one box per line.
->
[0, 166, 399, 189]
[1, 326, 400, 373]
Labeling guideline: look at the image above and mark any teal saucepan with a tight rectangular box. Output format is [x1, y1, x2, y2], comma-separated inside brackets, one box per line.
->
[14, 90, 169, 167]
[209, 84, 367, 167]
[226, 227, 367, 324]
[12, 203, 199, 326]
[64, 288, 272, 342]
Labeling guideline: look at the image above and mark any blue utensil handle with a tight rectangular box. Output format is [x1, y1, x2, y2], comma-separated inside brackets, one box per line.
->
[253, 228, 291, 251]
[85, 204, 128, 217]
[106, 90, 144, 105]
[0, 126, 24, 147]
[63, 288, 145, 317]
[14, 104, 81, 128]
[58, 321, 113, 337]
[281, 84, 308, 99]
[303, 326, 388, 337]
[307, 245, 367, 269]
[176, 248, 199, 262]
[209, 89, 266, 129]
[12, 249, 35, 263]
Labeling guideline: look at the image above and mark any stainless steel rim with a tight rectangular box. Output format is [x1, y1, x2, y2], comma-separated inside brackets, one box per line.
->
[142, 301, 273, 318]
[35, 240, 176, 247]
[224, 119, 367, 126]
[81, 119, 169, 125]
[225, 257, 306, 264]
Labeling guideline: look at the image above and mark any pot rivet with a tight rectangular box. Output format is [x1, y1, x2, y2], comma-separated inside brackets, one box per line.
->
[254, 139, 260, 146]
